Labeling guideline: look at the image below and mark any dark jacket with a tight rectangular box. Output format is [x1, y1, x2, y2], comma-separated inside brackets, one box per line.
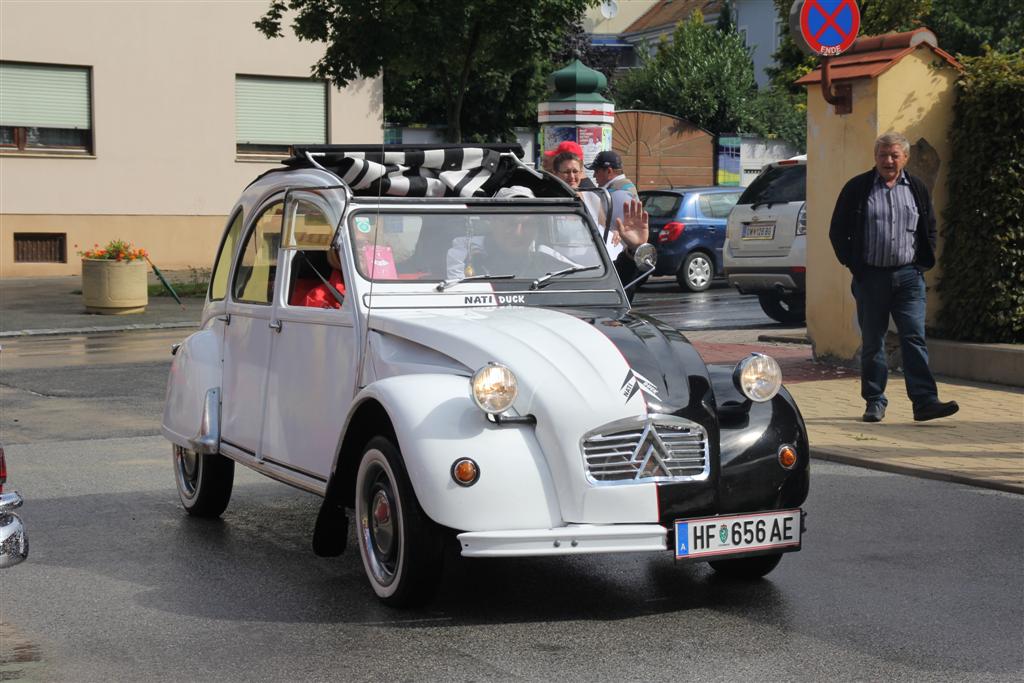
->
[829, 169, 937, 278]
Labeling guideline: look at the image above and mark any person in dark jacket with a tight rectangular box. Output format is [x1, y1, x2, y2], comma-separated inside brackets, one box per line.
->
[829, 132, 957, 423]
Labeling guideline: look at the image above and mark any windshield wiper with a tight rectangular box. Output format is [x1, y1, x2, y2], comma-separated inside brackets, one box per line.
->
[530, 265, 600, 290]
[436, 273, 515, 292]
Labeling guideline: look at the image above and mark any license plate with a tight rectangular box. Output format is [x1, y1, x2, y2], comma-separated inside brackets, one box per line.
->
[741, 222, 775, 240]
[674, 509, 801, 559]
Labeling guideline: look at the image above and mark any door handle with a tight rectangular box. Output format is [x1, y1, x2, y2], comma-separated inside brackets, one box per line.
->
[269, 319, 283, 333]
[216, 314, 231, 325]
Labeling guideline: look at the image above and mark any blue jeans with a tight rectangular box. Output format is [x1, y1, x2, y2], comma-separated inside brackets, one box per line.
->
[851, 265, 938, 409]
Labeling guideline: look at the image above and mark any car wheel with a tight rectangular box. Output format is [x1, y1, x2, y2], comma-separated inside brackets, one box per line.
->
[757, 291, 806, 324]
[708, 553, 783, 578]
[355, 436, 443, 607]
[678, 252, 713, 292]
[173, 444, 234, 518]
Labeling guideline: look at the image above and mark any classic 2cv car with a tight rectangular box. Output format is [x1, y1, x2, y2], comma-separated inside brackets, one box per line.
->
[162, 144, 808, 606]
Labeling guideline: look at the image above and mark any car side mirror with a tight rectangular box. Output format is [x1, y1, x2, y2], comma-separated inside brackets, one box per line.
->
[623, 244, 657, 292]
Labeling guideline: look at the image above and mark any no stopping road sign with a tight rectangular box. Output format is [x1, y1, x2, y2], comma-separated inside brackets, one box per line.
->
[794, 0, 861, 56]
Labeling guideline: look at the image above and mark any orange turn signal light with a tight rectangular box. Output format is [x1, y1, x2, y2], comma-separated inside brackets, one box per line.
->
[451, 458, 480, 486]
[778, 445, 798, 470]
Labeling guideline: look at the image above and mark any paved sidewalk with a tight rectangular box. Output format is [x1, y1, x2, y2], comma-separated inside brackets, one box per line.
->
[2, 278, 1021, 494]
[0, 276, 202, 336]
[688, 329, 1024, 494]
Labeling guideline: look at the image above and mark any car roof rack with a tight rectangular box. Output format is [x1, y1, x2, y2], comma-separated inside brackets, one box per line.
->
[279, 143, 573, 200]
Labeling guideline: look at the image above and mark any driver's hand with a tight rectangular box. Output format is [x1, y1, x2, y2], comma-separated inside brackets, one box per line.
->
[614, 199, 649, 252]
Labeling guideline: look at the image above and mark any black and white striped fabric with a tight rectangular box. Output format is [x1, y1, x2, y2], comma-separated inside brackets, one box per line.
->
[328, 148, 502, 198]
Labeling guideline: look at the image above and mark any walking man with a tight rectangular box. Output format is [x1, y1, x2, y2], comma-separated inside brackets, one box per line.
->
[830, 132, 958, 423]
[587, 151, 638, 259]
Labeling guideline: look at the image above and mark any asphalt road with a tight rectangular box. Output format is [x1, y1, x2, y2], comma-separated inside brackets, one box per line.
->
[3, 439, 1020, 682]
[1, 289, 1021, 681]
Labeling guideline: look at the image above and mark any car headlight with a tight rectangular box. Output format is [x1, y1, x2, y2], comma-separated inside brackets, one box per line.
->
[471, 363, 518, 414]
[733, 353, 782, 402]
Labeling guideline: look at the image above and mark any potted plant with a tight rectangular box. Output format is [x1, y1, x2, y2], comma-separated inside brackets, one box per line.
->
[79, 239, 149, 314]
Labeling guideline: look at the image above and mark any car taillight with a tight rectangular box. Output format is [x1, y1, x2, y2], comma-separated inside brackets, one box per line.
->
[658, 222, 686, 243]
[796, 203, 807, 235]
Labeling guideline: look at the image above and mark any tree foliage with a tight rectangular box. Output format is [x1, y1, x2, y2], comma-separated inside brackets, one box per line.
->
[256, 0, 597, 142]
[925, 0, 1023, 57]
[613, 11, 756, 136]
[937, 50, 1024, 342]
[740, 87, 807, 150]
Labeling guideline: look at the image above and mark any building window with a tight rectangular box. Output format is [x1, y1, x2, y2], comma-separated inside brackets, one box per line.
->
[0, 62, 93, 154]
[235, 75, 327, 157]
[13, 233, 68, 263]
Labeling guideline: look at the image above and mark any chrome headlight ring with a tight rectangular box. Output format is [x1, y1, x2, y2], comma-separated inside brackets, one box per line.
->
[471, 363, 518, 415]
[732, 353, 783, 402]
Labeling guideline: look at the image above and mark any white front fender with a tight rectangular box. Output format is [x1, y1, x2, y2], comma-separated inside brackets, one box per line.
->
[356, 375, 563, 531]
[161, 329, 222, 454]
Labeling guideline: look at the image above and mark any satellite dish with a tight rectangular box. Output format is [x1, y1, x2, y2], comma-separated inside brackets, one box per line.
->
[600, 0, 618, 20]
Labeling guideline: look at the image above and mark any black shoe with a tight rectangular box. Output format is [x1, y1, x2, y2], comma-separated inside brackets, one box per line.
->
[863, 403, 886, 422]
[913, 400, 959, 422]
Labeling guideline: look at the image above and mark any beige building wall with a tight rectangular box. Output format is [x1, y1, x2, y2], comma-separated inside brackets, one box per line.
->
[0, 0, 382, 277]
[806, 49, 958, 362]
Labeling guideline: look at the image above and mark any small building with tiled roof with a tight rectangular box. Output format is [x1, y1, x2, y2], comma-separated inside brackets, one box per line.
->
[797, 28, 964, 361]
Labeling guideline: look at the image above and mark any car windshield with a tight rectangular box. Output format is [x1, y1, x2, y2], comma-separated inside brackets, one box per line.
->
[738, 164, 806, 206]
[347, 211, 607, 284]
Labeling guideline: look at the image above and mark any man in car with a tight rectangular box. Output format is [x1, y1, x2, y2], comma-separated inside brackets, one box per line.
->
[829, 132, 958, 423]
[447, 186, 649, 286]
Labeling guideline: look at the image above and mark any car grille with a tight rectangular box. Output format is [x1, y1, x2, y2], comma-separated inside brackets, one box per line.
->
[582, 415, 710, 484]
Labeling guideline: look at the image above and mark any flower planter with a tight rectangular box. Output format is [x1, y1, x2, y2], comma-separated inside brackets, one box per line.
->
[81, 258, 148, 314]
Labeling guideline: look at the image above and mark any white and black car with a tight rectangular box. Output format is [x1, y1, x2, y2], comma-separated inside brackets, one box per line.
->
[162, 144, 809, 606]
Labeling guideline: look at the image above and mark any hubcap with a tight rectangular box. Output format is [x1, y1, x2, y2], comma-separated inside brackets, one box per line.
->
[688, 257, 711, 287]
[370, 489, 394, 555]
[175, 445, 199, 496]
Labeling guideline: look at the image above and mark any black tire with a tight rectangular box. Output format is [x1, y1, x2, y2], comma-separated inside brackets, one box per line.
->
[709, 553, 783, 579]
[757, 291, 806, 324]
[677, 252, 714, 292]
[173, 444, 234, 518]
[355, 436, 443, 607]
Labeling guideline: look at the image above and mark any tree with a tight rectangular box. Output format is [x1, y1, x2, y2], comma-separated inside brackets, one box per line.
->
[716, 0, 736, 33]
[740, 87, 807, 150]
[613, 11, 756, 136]
[256, 0, 598, 142]
[924, 0, 1023, 57]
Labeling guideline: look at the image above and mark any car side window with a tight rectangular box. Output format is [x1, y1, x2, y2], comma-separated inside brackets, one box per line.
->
[232, 202, 283, 305]
[208, 211, 244, 301]
[703, 192, 741, 219]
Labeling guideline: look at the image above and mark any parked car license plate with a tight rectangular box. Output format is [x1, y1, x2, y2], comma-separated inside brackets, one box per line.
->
[674, 509, 801, 559]
[741, 222, 775, 239]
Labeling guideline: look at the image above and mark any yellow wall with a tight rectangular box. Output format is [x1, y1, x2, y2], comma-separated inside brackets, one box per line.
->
[1, 215, 228, 278]
[806, 48, 959, 362]
[0, 1, 382, 278]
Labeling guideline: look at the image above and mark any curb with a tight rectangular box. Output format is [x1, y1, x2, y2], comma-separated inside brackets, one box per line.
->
[811, 448, 1023, 495]
[757, 334, 810, 344]
[0, 321, 199, 338]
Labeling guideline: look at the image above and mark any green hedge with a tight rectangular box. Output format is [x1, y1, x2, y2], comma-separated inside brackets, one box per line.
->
[938, 50, 1024, 343]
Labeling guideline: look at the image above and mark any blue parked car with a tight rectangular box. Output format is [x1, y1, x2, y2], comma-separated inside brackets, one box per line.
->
[640, 187, 743, 292]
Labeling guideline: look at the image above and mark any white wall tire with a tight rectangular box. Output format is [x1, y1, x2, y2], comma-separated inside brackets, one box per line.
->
[173, 444, 234, 518]
[355, 436, 442, 607]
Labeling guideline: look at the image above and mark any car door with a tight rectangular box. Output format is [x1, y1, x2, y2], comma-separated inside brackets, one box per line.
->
[259, 189, 357, 486]
[700, 191, 742, 273]
[220, 199, 283, 458]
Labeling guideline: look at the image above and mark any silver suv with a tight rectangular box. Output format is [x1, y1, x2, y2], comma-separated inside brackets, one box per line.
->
[723, 156, 806, 324]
